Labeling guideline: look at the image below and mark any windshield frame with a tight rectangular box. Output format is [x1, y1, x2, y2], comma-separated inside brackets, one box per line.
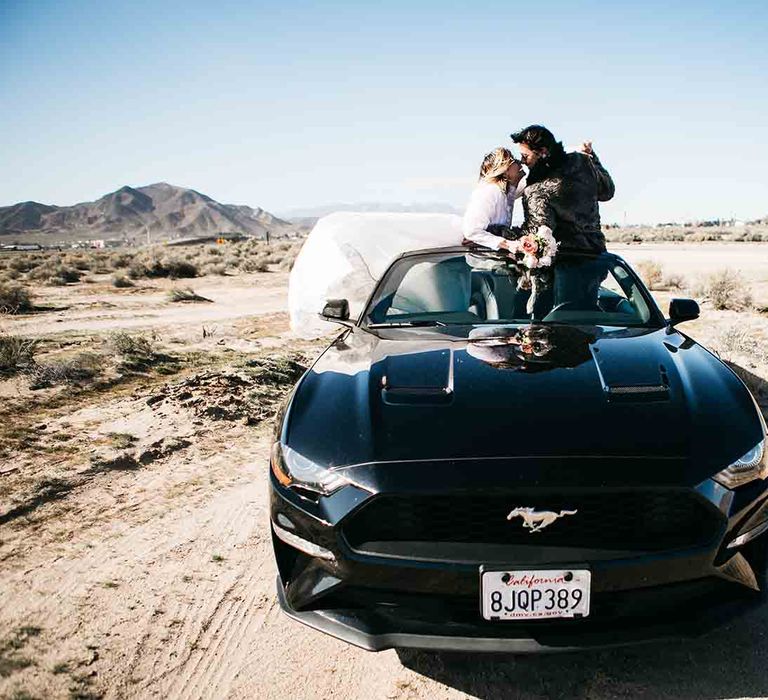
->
[359, 247, 667, 331]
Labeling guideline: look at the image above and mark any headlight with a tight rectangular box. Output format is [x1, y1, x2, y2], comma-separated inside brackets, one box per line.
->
[713, 439, 767, 489]
[270, 442, 347, 495]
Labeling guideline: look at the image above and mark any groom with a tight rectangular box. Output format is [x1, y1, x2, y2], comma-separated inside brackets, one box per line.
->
[510, 124, 614, 253]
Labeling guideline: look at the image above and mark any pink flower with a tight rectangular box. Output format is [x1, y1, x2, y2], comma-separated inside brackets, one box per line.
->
[521, 235, 539, 255]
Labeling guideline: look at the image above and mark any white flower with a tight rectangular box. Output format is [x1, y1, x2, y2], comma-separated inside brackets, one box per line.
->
[523, 254, 538, 268]
[539, 255, 552, 267]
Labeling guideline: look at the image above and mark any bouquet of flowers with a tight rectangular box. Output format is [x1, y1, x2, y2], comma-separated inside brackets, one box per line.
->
[508, 225, 559, 269]
[505, 226, 559, 314]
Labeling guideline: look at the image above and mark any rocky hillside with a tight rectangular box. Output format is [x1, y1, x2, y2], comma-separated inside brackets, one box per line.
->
[0, 183, 294, 242]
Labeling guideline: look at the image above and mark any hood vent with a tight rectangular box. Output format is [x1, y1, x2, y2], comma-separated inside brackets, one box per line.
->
[606, 384, 669, 402]
[381, 349, 454, 406]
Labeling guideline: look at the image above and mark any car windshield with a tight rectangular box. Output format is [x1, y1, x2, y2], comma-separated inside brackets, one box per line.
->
[364, 250, 662, 328]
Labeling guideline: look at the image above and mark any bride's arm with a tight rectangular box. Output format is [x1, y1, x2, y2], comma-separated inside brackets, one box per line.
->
[462, 186, 510, 250]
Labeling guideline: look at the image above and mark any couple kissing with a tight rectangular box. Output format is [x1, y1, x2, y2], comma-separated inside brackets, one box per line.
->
[463, 124, 614, 257]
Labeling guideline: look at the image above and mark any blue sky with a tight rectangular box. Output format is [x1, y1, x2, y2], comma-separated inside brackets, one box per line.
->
[1, 0, 766, 223]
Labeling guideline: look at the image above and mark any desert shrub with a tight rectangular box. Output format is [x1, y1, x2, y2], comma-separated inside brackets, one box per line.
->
[0, 282, 34, 314]
[277, 257, 295, 272]
[203, 262, 228, 276]
[714, 325, 768, 364]
[8, 256, 36, 274]
[616, 231, 644, 244]
[635, 260, 664, 290]
[110, 252, 134, 269]
[695, 269, 753, 311]
[661, 272, 686, 290]
[28, 263, 82, 286]
[241, 256, 270, 273]
[109, 331, 156, 358]
[112, 274, 135, 288]
[65, 254, 93, 271]
[164, 257, 198, 278]
[1, 266, 22, 281]
[687, 231, 722, 242]
[0, 334, 39, 374]
[167, 287, 212, 303]
[658, 231, 685, 242]
[128, 256, 198, 280]
[26, 352, 102, 389]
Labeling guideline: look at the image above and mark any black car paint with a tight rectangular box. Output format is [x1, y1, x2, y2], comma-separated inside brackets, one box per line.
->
[270, 250, 768, 651]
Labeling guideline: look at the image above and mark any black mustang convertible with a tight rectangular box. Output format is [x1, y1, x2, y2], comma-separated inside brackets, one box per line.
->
[270, 248, 768, 652]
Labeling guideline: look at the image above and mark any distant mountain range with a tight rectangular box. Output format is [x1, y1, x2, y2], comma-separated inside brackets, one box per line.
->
[0, 183, 295, 242]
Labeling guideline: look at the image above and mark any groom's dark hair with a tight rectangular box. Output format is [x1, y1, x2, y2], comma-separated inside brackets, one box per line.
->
[511, 125, 567, 183]
[510, 125, 564, 157]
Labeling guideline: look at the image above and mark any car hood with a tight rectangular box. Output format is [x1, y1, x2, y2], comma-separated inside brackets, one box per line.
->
[284, 325, 763, 485]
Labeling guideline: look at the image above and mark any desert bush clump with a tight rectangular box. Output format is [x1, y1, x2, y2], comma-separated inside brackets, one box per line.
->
[661, 272, 686, 290]
[714, 325, 768, 364]
[0, 334, 39, 374]
[26, 352, 102, 389]
[0, 282, 34, 314]
[696, 269, 753, 311]
[167, 287, 212, 303]
[109, 252, 134, 269]
[112, 274, 135, 288]
[64, 254, 94, 271]
[8, 256, 36, 274]
[128, 255, 198, 280]
[203, 262, 228, 276]
[109, 331, 156, 358]
[28, 263, 81, 286]
[241, 255, 270, 273]
[635, 260, 664, 290]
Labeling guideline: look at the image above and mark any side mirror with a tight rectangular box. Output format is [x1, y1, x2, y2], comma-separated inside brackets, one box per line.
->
[668, 298, 699, 325]
[321, 299, 351, 324]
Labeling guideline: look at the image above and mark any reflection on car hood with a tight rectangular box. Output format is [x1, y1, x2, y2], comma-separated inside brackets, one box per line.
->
[285, 325, 762, 483]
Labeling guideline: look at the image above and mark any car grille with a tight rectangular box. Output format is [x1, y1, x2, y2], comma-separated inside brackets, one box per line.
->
[342, 490, 725, 554]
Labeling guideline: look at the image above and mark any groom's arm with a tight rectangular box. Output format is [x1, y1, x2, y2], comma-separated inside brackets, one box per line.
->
[591, 151, 615, 202]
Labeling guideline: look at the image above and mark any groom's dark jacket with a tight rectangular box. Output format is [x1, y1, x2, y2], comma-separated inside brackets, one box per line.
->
[516, 151, 614, 253]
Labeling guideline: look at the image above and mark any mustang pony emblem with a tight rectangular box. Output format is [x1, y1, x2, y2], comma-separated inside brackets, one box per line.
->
[507, 507, 578, 533]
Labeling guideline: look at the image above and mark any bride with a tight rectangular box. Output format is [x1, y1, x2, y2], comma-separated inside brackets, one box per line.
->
[462, 147, 525, 251]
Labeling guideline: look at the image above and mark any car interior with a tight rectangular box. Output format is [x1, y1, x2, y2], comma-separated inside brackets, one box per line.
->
[366, 255, 654, 326]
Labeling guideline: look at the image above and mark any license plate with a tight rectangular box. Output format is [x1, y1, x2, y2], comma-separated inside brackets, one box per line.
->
[481, 569, 591, 620]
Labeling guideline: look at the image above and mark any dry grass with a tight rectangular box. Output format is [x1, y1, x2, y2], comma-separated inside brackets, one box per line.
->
[606, 223, 768, 244]
[112, 274, 135, 288]
[635, 259, 664, 290]
[128, 255, 198, 280]
[28, 263, 81, 286]
[25, 352, 102, 389]
[0, 334, 39, 375]
[167, 287, 213, 303]
[691, 269, 754, 311]
[109, 331, 156, 360]
[0, 238, 304, 294]
[0, 282, 34, 314]
[714, 325, 768, 364]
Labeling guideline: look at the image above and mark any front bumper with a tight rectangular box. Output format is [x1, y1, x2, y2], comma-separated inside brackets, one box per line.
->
[275, 573, 764, 653]
[270, 465, 768, 653]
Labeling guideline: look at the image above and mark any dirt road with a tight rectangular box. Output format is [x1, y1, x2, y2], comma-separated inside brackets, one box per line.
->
[4, 406, 768, 700]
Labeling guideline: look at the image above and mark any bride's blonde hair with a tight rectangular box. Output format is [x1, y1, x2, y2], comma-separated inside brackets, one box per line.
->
[479, 147, 519, 193]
